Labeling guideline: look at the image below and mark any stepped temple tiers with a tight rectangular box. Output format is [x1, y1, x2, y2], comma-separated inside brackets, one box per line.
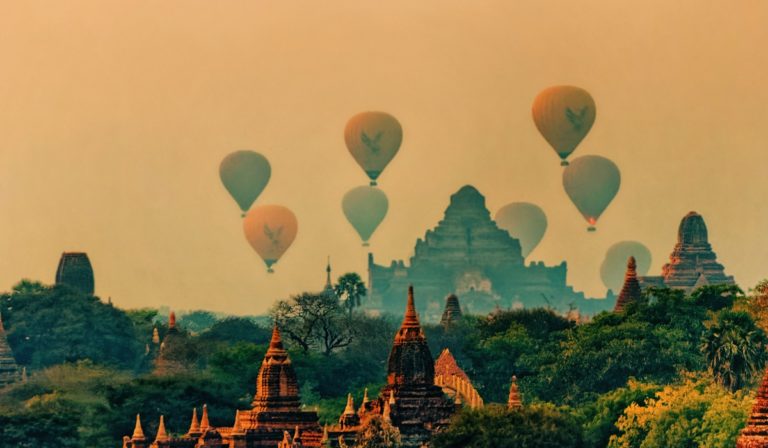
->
[55, 252, 95, 295]
[123, 287, 498, 448]
[367, 185, 606, 321]
[639, 211, 734, 292]
[613, 257, 642, 313]
[0, 312, 21, 387]
[737, 366, 768, 447]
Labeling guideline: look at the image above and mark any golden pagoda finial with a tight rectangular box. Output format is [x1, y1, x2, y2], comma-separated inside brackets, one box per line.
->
[200, 404, 210, 431]
[155, 415, 169, 442]
[402, 285, 419, 327]
[169, 311, 176, 329]
[188, 407, 200, 435]
[131, 414, 146, 440]
[343, 393, 355, 415]
[267, 323, 286, 356]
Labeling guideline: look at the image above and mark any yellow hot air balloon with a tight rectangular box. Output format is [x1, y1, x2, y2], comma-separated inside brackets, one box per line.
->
[532, 86, 596, 166]
[243, 205, 298, 273]
[344, 112, 403, 186]
[562, 155, 621, 231]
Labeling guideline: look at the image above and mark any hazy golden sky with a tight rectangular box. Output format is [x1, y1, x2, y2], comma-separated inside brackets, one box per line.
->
[1, 1, 766, 314]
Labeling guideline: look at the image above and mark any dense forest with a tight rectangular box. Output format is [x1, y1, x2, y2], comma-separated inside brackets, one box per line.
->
[1, 278, 767, 448]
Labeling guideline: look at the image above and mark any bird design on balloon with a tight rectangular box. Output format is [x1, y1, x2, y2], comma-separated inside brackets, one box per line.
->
[361, 131, 384, 154]
[565, 106, 589, 132]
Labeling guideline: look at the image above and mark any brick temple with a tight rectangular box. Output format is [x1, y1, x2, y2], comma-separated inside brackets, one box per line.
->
[123, 286, 493, 448]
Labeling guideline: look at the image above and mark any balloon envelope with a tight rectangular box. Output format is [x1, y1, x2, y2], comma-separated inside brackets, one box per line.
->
[532, 86, 596, 165]
[342, 186, 389, 245]
[600, 241, 652, 292]
[344, 112, 403, 185]
[494, 203, 548, 258]
[219, 151, 271, 214]
[243, 205, 298, 272]
[562, 155, 621, 231]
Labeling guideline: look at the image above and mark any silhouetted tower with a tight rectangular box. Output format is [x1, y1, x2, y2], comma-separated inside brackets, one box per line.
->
[614, 257, 642, 312]
[55, 252, 95, 295]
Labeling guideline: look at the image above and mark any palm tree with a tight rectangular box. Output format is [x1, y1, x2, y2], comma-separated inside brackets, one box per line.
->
[701, 310, 767, 391]
[334, 272, 367, 316]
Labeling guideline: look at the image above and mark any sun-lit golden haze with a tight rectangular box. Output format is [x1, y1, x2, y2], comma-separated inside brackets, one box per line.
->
[0, 1, 766, 313]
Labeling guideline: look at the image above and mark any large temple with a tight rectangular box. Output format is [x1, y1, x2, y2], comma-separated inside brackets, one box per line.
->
[367, 185, 607, 321]
[639, 211, 734, 292]
[123, 286, 493, 448]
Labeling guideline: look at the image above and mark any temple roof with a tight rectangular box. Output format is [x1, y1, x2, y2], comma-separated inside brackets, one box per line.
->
[386, 286, 436, 387]
[435, 349, 470, 383]
[614, 257, 642, 312]
[737, 366, 768, 446]
[439, 294, 463, 328]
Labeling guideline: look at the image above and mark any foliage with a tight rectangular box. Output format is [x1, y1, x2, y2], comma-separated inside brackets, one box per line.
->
[272, 292, 355, 355]
[608, 374, 752, 448]
[1, 283, 143, 370]
[701, 310, 766, 391]
[334, 272, 368, 315]
[432, 403, 583, 448]
[177, 310, 219, 334]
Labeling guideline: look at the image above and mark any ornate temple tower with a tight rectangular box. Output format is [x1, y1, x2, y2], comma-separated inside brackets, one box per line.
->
[0, 312, 21, 387]
[507, 376, 522, 410]
[380, 286, 457, 447]
[613, 257, 642, 313]
[737, 366, 768, 447]
[238, 324, 323, 446]
[640, 211, 734, 292]
[55, 252, 95, 295]
[439, 294, 463, 328]
[153, 311, 189, 375]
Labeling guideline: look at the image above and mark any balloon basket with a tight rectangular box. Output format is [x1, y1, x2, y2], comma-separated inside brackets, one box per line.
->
[267, 268, 275, 274]
[369, 180, 378, 186]
[587, 226, 596, 232]
[241, 212, 246, 218]
[362, 242, 370, 247]
[561, 160, 570, 167]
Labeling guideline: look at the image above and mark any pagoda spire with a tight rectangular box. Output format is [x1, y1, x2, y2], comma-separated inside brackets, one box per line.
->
[386, 286, 435, 387]
[508, 376, 522, 410]
[402, 285, 420, 329]
[267, 323, 287, 356]
[131, 414, 147, 441]
[325, 256, 332, 289]
[187, 407, 201, 436]
[154, 415, 169, 442]
[252, 322, 302, 412]
[343, 393, 355, 415]
[737, 366, 768, 447]
[200, 404, 210, 431]
[614, 257, 642, 312]
[169, 311, 176, 330]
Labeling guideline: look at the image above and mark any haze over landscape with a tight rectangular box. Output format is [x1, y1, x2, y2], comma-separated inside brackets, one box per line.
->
[1, 1, 766, 314]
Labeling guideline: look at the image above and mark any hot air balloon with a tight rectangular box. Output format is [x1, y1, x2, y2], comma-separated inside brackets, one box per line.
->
[220, 151, 271, 217]
[562, 155, 621, 231]
[494, 203, 548, 258]
[243, 205, 298, 273]
[600, 241, 652, 292]
[342, 186, 389, 246]
[532, 86, 596, 166]
[344, 112, 403, 186]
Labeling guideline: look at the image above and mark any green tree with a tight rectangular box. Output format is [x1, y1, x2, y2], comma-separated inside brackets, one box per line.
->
[334, 273, 367, 316]
[432, 404, 582, 448]
[272, 293, 354, 356]
[701, 310, 766, 392]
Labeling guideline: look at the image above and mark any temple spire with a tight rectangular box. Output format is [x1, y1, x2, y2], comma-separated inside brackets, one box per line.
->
[326, 256, 332, 289]
[614, 256, 642, 312]
[343, 393, 355, 415]
[508, 376, 522, 410]
[188, 407, 201, 436]
[132, 414, 146, 441]
[169, 311, 176, 330]
[402, 285, 420, 328]
[200, 404, 210, 431]
[155, 415, 169, 442]
[267, 323, 287, 356]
